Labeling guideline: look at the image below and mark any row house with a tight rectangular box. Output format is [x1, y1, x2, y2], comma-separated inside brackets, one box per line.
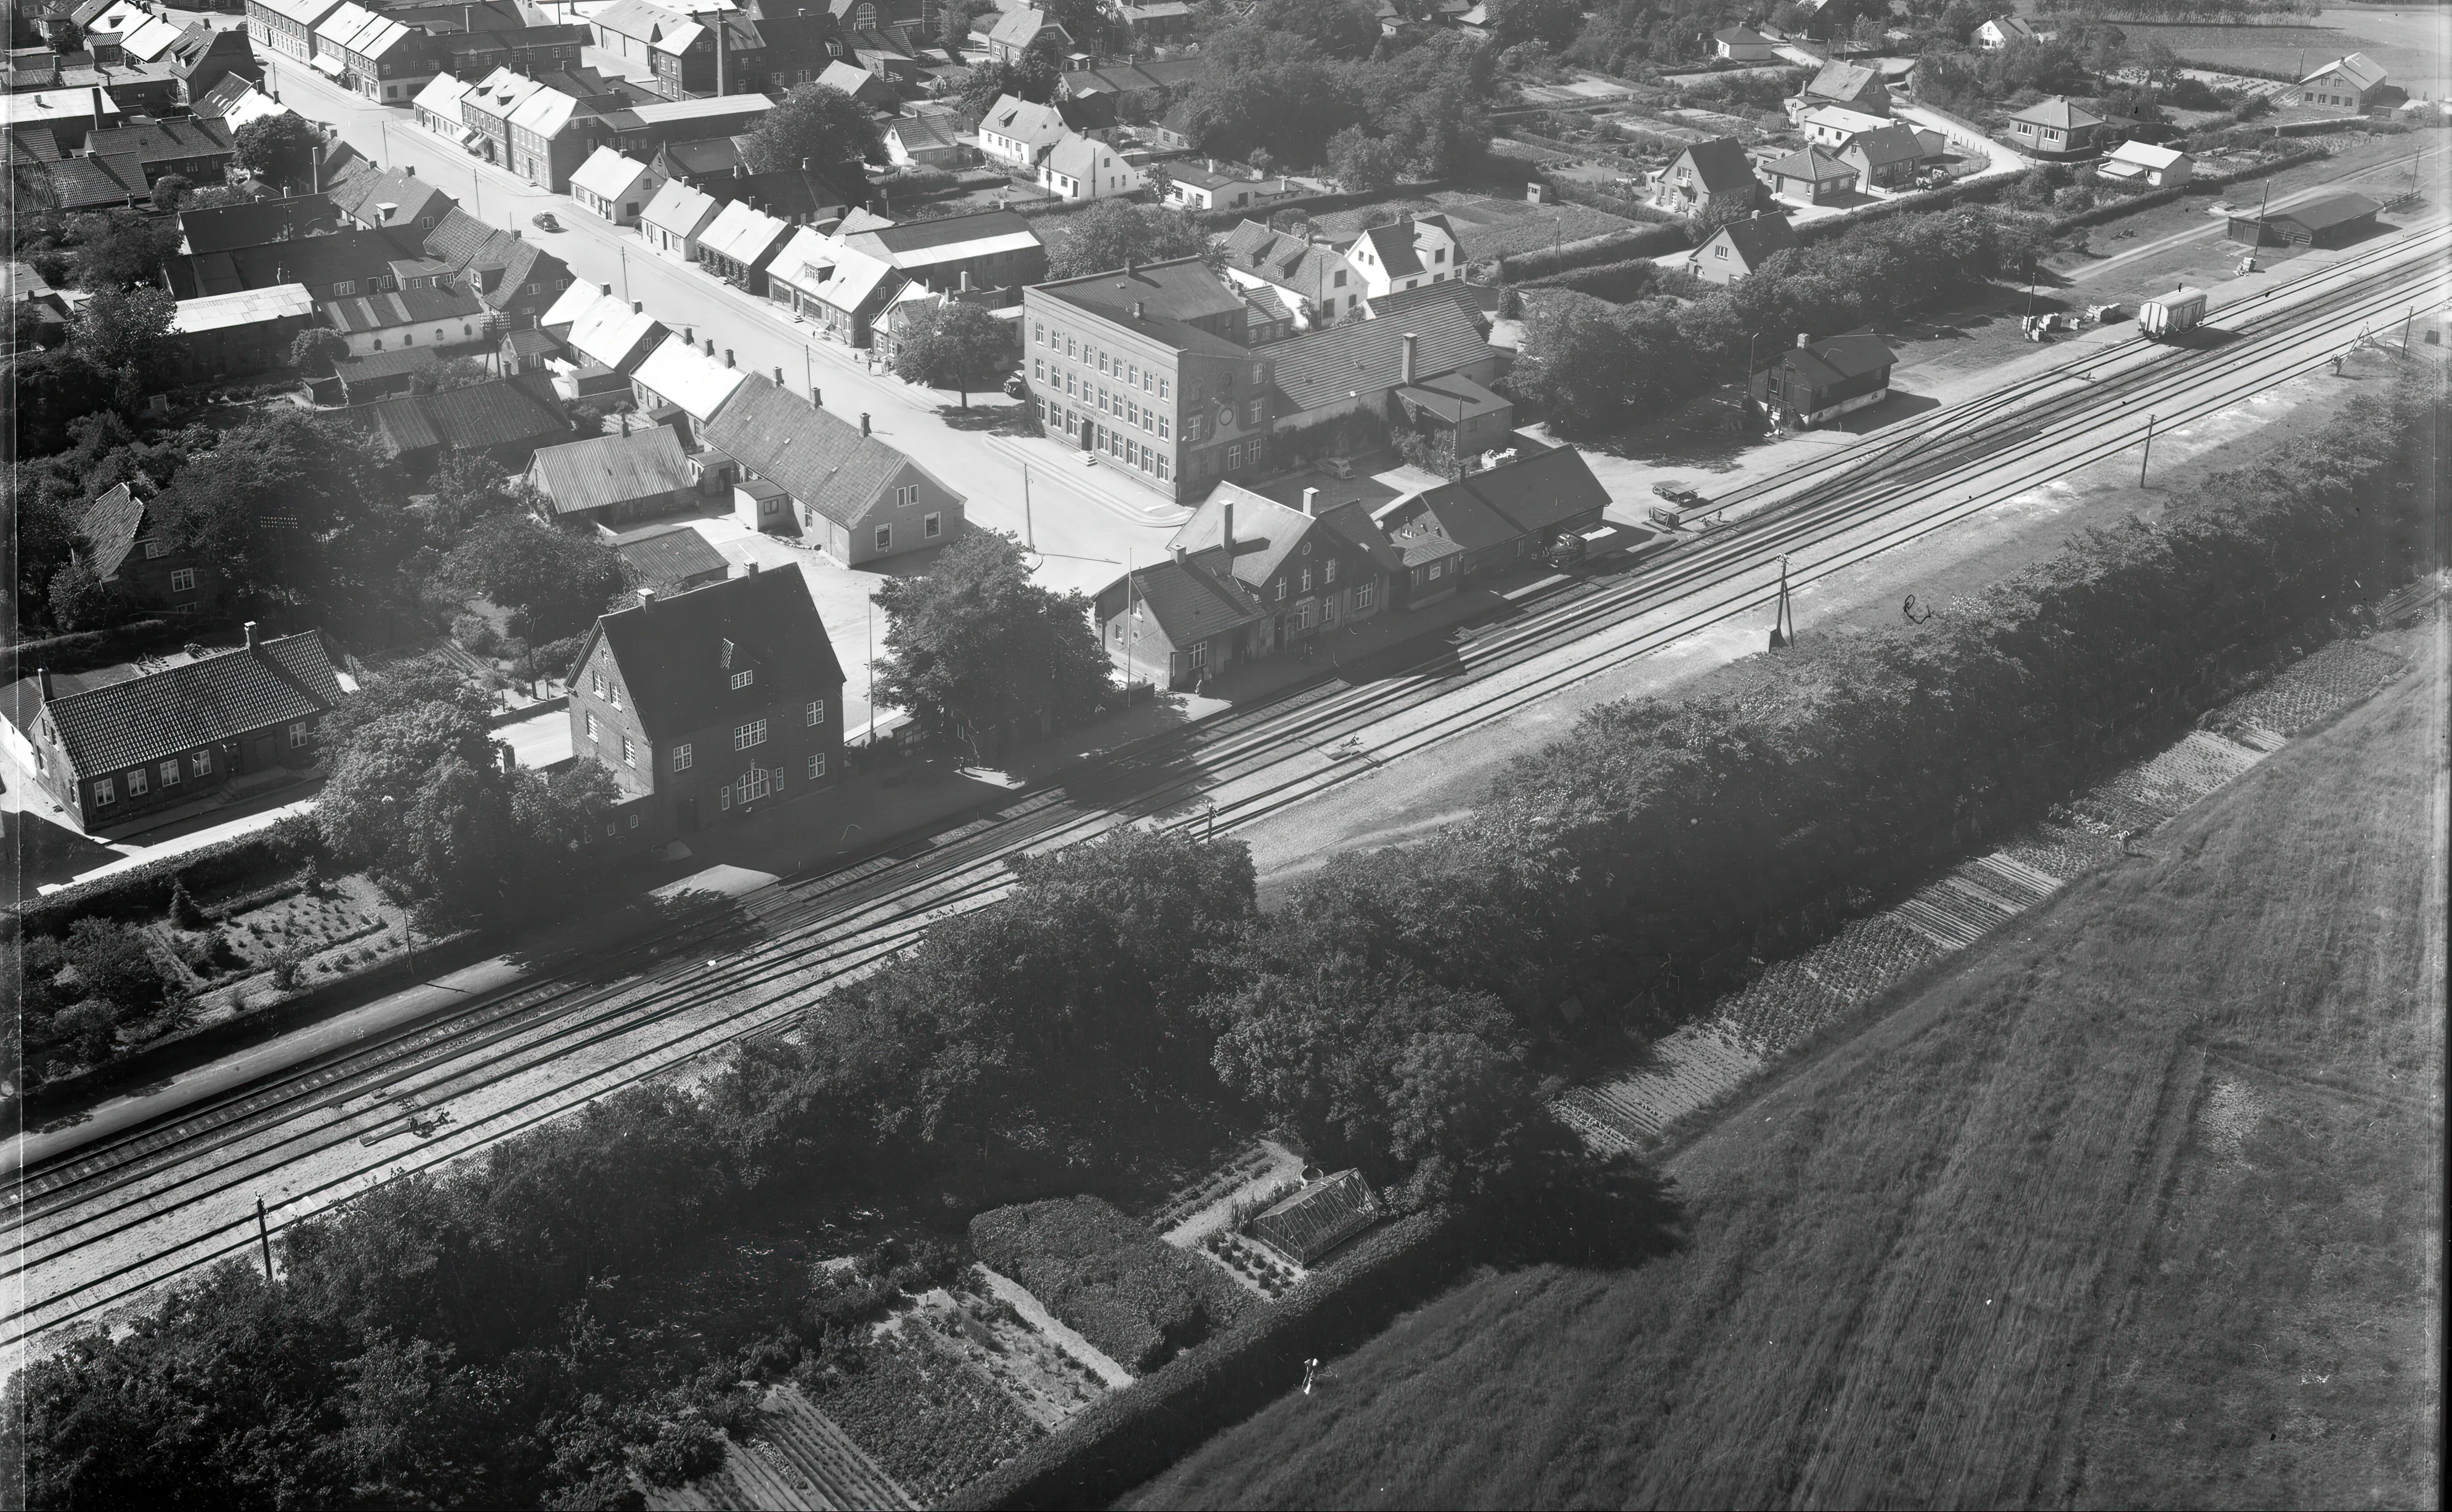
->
[412, 72, 474, 142]
[244, 0, 346, 65]
[507, 83, 600, 191]
[697, 197, 795, 293]
[564, 565, 845, 849]
[460, 65, 547, 164]
[640, 175, 725, 259]
[571, 145, 661, 224]
[330, 163, 457, 232]
[167, 25, 259, 107]
[320, 282, 491, 355]
[629, 330, 749, 426]
[542, 282, 669, 375]
[83, 116, 235, 187]
[700, 373, 963, 562]
[25, 626, 344, 833]
[436, 23, 588, 79]
[649, 12, 838, 102]
[1217, 219, 1362, 332]
[313, 3, 437, 105]
[1091, 485, 1401, 690]
[765, 232, 902, 346]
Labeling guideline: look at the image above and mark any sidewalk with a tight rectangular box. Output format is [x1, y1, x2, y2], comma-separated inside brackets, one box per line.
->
[983, 431, 1196, 527]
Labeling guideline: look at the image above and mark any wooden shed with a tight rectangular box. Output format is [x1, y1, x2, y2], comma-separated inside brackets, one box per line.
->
[2228, 192, 2381, 249]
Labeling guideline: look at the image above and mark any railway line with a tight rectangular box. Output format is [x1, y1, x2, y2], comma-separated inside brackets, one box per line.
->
[7, 220, 2442, 1356]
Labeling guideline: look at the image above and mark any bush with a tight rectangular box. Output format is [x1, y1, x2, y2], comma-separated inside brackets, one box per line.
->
[969, 1197, 1254, 1372]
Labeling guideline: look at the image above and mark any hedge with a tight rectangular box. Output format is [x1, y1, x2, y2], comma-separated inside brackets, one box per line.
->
[7, 826, 308, 936]
[1517, 253, 1665, 300]
[969, 1197, 1254, 1374]
[948, 1209, 1466, 1510]
[1496, 221, 1687, 280]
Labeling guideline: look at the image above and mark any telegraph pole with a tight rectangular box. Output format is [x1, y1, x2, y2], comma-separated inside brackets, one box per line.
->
[1769, 554, 1794, 650]
[1022, 462, 1035, 551]
[256, 1198, 275, 1282]
[2138, 413, 2156, 486]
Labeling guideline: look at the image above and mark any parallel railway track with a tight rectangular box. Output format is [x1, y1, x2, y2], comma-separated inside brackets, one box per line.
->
[7, 224, 2442, 1352]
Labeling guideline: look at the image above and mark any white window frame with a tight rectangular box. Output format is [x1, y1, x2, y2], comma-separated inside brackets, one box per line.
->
[93, 776, 116, 807]
[195, 748, 213, 776]
[170, 567, 198, 592]
[730, 668, 755, 690]
[805, 698, 825, 725]
[673, 742, 694, 771]
[874, 523, 893, 553]
[622, 735, 636, 766]
[161, 758, 181, 786]
[128, 766, 148, 796]
[806, 753, 826, 779]
[288, 721, 309, 748]
[734, 718, 767, 750]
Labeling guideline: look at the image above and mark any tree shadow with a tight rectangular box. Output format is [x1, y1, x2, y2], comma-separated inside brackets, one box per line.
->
[3, 808, 124, 902]
[934, 401, 1037, 437]
[1477, 1150, 1688, 1273]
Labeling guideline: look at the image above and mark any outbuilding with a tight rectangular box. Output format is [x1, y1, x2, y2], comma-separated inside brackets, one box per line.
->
[1750, 329, 1896, 428]
[2228, 192, 2381, 249]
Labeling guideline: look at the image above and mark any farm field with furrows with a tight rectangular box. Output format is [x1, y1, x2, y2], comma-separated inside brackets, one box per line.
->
[2119, 12, 2452, 95]
[1126, 630, 2443, 1511]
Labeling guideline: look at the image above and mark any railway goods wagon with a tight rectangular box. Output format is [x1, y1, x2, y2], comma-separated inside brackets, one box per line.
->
[2140, 286, 2208, 339]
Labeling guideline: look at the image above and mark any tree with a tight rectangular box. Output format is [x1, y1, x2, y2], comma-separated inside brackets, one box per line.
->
[427, 450, 530, 540]
[1252, 0, 1382, 57]
[319, 653, 492, 746]
[291, 326, 349, 378]
[186, 183, 254, 209]
[438, 515, 625, 642]
[1486, 0, 1582, 51]
[45, 559, 134, 631]
[1044, 200, 1212, 279]
[63, 210, 179, 291]
[70, 283, 175, 381]
[872, 530, 1111, 761]
[1509, 293, 1699, 437]
[887, 299, 1015, 407]
[233, 114, 321, 192]
[149, 173, 195, 213]
[151, 410, 416, 612]
[739, 83, 883, 192]
[1691, 193, 1769, 240]
[940, 0, 996, 53]
[1326, 126, 1403, 193]
[319, 703, 518, 915]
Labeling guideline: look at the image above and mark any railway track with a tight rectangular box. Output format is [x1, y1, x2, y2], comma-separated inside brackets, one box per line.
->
[7, 224, 2442, 1354]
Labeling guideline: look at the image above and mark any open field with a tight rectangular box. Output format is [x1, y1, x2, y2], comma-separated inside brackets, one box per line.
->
[2117, 10, 2452, 97]
[1131, 633, 2444, 1510]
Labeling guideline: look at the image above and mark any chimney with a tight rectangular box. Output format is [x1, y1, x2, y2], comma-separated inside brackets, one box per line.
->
[859, 412, 871, 435]
[638, 587, 657, 608]
[1132, 300, 1145, 320]
[1400, 333, 1416, 386]
[601, 281, 612, 296]
[1221, 499, 1234, 557]
[813, 388, 821, 408]
[724, 347, 734, 366]
[802, 157, 811, 171]
[1123, 257, 1135, 278]
[464, 4, 471, 30]
[747, 559, 761, 575]
[500, 742, 518, 774]
[36, 668, 52, 704]
[776, 365, 785, 383]
[243, 621, 260, 651]
[635, 301, 644, 313]
[705, 338, 715, 355]
[1796, 331, 1810, 348]
[959, 269, 971, 292]
[1302, 486, 1320, 516]
[734, 163, 744, 177]
[405, 166, 415, 177]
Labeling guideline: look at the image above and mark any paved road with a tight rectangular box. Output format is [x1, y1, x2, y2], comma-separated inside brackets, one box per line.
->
[261, 57, 1183, 602]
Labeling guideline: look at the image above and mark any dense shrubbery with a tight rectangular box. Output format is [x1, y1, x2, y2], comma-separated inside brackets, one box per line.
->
[970, 1197, 1254, 1370]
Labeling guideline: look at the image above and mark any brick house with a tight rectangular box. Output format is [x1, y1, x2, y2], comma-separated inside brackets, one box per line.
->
[72, 483, 216, 613]
[23, 625, 344, 832]
[564, 565, 845, 848]
[1090, 483, 1400, 689]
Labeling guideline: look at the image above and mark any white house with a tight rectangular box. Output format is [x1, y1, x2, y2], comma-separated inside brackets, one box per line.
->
[1161, 160, 1287, 213]
[1713, 26, 1775, 62]
[1339, 214, 1462, 300]
[2296, 52, 2391, 113]
[572, 146, 661, 225]
[630, 331, 749, 425]
[1035, 131, 1142, 201]
[1798, 103, 1892, 151]
[2096, 139, 2192, 188]
[640, 177, 723, 261]
[320, 285, 492, 356]
[412, 73, 473, 140]
[975, 93, 1070, 169]
[1975, 15, 2037, 50]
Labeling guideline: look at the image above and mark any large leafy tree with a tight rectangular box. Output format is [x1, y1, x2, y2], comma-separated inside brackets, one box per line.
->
[63, 210, 179, 291]
[1485, 0, 1583, 51]
[70, 283, 174, 379]
[739, 83, 883, 193]
[1044, 200, 1212, 279]
[887, 299, 1016, 407]
[1251, 0, 1382, 57]
[436, 514, 625, 641]
[232, 113, 322, 193]
[872, 529, 1111, 761]
[150, 410, 415, 612]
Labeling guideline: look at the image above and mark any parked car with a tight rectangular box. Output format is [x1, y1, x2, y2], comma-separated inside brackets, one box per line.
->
[1651, 480, 1706, 509]
[530, 212, 562, 232]
[1003, 370, 1026, 398]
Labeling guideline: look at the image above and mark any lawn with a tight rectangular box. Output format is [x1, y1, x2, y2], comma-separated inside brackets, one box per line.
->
[1127, 639, 2442, 1509]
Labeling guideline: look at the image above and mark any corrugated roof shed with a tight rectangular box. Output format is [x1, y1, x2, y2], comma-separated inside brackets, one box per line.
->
[171, 283, 319, 334]
[529, 424, 693, 515]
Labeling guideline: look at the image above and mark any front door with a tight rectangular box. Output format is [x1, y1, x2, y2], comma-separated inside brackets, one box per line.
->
[678, 797, 699, 833]
[245, 734, 278, 771]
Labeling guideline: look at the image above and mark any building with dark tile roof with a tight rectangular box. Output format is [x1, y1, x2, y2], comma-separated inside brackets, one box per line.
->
[177, 192, 341, 254]
[1750, 328, 1896, 426]
[698, 373, 962, 563]
[22, 625, 344, 830]
[1367, 445, 1608, 604]
[83, 115, 234, 185]
[333, 344, 442, 402]
[71, 482, 217, 613]
[349, 369, 572, 471]
[566, 564, 844, 848]
[612, 522, 730, 601]
[1687, 210, 1796, 285]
